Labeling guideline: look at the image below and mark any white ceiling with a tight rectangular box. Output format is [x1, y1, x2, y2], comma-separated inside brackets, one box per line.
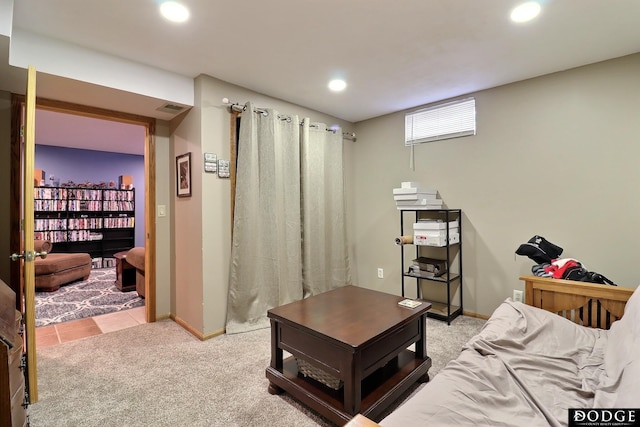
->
[35, 109, 146, 156]
[8, 0, 640, 153]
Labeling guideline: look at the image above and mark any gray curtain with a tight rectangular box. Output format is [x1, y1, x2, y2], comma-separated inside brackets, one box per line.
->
[226, 105, 351, 334]
[301, 119, 350, 298]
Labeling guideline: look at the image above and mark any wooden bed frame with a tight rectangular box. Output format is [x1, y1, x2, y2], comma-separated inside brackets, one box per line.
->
[344, 276, 636, 427]
[521, 275, 635, 329]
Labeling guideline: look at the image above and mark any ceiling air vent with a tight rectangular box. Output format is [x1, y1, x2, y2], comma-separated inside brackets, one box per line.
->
[156, 103, 186, 114]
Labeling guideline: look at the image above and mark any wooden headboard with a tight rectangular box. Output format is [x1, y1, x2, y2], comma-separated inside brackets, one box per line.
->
[520, 275, 635, 329]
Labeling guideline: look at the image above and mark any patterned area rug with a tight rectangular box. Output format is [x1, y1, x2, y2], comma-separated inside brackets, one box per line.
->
[36, 268, 144, 327]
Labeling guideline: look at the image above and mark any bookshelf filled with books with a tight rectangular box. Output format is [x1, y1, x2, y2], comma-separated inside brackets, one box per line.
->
[34, 186, 135, 268]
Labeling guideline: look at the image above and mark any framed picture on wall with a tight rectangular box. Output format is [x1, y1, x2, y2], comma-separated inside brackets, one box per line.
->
[176, 152, 192, 198]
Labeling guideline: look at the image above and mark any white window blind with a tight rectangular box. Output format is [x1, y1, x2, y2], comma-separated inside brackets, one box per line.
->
[405, 97, 476, 146]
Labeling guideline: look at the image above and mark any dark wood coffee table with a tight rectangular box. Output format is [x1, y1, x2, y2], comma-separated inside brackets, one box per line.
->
[266, 285, 432, 425]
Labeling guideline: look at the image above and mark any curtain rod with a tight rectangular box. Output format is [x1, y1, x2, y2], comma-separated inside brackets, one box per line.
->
[223, 98, 357, 142]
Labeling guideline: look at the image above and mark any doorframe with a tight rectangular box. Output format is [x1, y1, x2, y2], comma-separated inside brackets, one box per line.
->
[10, 95, 157, 323]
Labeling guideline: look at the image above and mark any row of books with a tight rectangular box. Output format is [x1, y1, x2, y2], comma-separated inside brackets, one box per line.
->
[41, 200, 135, 212]
[36, 217, 133, 228]
[34, 231, 67, 242]
[68, 200, 102, 211]
[34, 188, 67, 199]
[103, 190, 135, 201]
[35, 219, 67, 231]
[104, 201, 134, 211]
[393, 181, 443, 210]
[35, 200, 67, 211]
[104, 217, 135, 228]
[35, 188, 135, 201]
[68, 218, 103, 230]
[68, 231, 105, 242]
[68, 189, 103, 200]
[92, 257, 117, 269]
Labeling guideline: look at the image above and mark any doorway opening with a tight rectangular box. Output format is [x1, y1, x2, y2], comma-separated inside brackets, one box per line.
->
[10, 96, 158, 335]
[33, 108, 149, 345]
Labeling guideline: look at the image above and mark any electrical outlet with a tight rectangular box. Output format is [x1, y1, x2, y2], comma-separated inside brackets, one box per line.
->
[377, 268, 384, 279]
[513, 290, 524, 303]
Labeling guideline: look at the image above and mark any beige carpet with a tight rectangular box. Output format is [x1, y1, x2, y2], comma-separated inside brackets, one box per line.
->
[28, 315, 485, 427]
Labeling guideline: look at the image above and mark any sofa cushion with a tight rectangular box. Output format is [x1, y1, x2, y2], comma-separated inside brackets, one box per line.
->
[34, 253, 91, 275]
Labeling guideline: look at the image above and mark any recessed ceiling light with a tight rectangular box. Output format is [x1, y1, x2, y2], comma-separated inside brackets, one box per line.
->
[160, 1, 190, 23]
[328, 79, 347, 92]
[510, 1, 541, 23]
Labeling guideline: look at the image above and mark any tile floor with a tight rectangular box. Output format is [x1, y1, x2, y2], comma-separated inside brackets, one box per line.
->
[35, 306, 146, 348]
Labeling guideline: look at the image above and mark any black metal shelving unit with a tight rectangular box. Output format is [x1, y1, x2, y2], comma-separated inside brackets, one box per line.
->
[400, 208, 463, 324]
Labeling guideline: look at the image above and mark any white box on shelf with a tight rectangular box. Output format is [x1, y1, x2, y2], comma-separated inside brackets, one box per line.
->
[401, 181, 421, 189]
[396, 199, 443, 207]
[413, 229, 459, 238]
[398, 206, 446, 210]
[414, 232, 459, 246]
[393, 187, 438, 196]
[394, 195, 442, 203]
[413, 220, 459, 230]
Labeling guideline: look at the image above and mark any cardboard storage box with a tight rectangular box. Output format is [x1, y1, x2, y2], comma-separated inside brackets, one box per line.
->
[413, 219, 459, 230]
[34, 169, 46, 186]
[414, 229, 459, 238]
[119, 175, 133, 189]
[414, 232, 459, 247]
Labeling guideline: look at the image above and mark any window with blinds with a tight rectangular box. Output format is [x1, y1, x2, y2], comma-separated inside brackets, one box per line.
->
[405, 97, 476, 146]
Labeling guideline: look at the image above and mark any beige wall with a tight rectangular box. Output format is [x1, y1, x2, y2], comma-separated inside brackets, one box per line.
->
[171, 85, 204, 333]
[0, 91, 10, 284]
[350, 53, 640, 317]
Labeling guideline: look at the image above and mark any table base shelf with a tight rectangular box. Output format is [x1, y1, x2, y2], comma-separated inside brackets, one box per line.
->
[266, 351, 431, 425]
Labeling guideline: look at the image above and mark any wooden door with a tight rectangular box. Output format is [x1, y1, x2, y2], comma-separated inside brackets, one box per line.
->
[9, 65, 39, 403]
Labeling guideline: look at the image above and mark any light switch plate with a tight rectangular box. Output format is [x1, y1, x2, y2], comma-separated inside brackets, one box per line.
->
[218, 159, 230, 178]
[204, 153, 217, 173]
